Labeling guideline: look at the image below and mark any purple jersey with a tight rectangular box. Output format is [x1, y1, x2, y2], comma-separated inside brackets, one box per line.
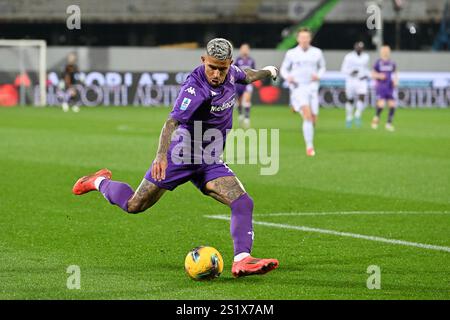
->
[235, 56, 256, 71]
[144, 64, 246, 191]
[373, 59, 396, 99]
[169, 64, 247, 161]
[373, 59, 396, 89]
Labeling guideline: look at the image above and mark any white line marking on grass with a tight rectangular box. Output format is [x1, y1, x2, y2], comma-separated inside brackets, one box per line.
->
[204, 214, 450, 253]
[253, 211, 450, 217]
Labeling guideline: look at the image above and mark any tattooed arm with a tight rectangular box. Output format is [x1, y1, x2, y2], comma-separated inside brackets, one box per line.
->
[151, 116, 179, 181]
[244, 66, 279, 84]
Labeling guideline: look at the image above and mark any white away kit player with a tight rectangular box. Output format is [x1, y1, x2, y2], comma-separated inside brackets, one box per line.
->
[341, 42, 370, 128]
[280, 27, 326, 157]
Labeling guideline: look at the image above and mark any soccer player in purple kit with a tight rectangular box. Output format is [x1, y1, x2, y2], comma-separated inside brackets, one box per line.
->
[371, 45, 398, 132]
[234, 43, 256, 129]
[72, 38, 280, 278]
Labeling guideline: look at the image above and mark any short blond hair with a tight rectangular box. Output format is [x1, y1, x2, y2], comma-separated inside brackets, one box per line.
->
[206, 38, 233, 60]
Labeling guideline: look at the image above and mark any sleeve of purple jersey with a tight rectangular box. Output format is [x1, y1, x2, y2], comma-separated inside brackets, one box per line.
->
[170, 83, 206, 123]
[373, 60, 380, 72]
[232, 65, 247, 84]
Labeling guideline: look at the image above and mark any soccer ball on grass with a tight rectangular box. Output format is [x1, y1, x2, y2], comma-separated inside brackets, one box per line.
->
[184, 246, 224, 280]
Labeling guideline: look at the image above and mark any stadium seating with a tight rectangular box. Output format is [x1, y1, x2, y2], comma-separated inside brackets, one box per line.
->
[1, 0, 444, 23]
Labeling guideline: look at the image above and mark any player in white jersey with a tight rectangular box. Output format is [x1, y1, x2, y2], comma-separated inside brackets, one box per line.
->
[280, 27, 326, 157]
[341, 42, 370, 128]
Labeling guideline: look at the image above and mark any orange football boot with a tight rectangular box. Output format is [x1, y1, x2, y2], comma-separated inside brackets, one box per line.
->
[232, 256, 279, 278]
[72, 168, 112, 195]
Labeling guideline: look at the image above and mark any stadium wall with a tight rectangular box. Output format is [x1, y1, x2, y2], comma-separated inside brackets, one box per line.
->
[0, 47, 449, 108]
[41, 47, 450, 72]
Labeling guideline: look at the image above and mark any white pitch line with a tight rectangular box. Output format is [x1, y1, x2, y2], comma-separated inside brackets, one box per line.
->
[204, 215, 450, 253]
[253, 211, 450, 217]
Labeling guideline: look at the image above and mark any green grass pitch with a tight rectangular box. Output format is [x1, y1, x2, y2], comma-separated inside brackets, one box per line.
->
[0, 105, 449, 300]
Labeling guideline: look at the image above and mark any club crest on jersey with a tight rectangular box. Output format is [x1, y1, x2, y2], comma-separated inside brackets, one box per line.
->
[184, 87, 196, 96]
[230, 75, 235, 85]
[180, 97, 191, 110]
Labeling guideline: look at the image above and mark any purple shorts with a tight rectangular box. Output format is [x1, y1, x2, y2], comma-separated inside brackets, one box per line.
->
[144, 157, 235, 192]
[376, 86, 395, 100]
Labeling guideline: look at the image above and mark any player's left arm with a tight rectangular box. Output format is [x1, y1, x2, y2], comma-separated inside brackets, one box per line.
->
[243, 67, 278, 84]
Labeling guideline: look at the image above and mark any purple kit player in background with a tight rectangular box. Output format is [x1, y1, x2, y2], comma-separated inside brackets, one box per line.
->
[72, 38, 280, 277]
[371, 45, 398, 132]
[234, 43, 256, 129]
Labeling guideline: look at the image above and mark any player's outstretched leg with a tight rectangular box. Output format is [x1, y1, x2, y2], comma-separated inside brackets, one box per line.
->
[72, 168, 112, 195]
[204, 176, 279, 278]
[72, 169, 165, 213]
[72, 168, 133, 212]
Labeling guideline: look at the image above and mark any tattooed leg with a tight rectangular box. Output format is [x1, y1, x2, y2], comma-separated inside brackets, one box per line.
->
[99, 178, 165, 214]
[204, 176, 246, 206]
[127, 179, 166, 214]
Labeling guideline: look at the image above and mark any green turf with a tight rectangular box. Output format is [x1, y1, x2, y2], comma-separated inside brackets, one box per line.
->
[0, 105, 449, 300]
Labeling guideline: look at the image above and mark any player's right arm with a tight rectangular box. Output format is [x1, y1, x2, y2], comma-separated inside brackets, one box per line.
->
[152, 116, 179, 181]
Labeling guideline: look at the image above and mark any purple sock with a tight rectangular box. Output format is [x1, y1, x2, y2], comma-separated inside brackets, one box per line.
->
[99, 179, 134, 212]
[376, 107, 383, 117]
[230, 193, 254, 256]
[244, 107, 251, 119]
[387, 108, 396, 123]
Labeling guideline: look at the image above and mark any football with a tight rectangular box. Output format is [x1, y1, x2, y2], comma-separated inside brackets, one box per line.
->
[184, 246, 224, 280]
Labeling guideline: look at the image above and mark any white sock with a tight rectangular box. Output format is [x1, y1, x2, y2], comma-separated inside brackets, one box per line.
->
[303, 120, 314, 149]
[345, 102, 354, 122]
[355, 100, 365, 119]
[94, 177, 106, 190]
[234, 252, 250, 262]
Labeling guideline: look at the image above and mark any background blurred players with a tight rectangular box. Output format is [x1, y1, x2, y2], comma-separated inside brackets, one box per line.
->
[341, 42, 370, 128]
[61, 52, 80, 112]
[280, 27, 326, 157]
[371, 45, 398, 132]
[234, 43, 256, 129]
